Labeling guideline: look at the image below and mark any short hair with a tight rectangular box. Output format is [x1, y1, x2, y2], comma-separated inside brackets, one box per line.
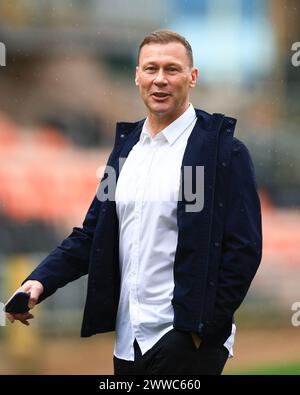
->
[138, 30, 194, 67]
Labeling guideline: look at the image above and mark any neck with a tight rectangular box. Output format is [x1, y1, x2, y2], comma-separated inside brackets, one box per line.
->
[147, 103, 190, 137]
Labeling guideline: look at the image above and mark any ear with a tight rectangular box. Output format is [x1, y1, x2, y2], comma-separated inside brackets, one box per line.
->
[189, 67, 199, 88]
[135, 66, 139, 86]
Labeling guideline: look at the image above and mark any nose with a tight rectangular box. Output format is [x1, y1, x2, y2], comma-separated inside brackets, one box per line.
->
[154, 69, 167, 85]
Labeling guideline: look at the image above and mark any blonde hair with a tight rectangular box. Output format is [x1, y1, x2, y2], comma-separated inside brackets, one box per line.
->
[138, 30, 194, 67]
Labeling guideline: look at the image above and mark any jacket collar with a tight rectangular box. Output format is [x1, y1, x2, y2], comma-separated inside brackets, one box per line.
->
[115, 107, 230, 138]
[113, 109, 236, 176]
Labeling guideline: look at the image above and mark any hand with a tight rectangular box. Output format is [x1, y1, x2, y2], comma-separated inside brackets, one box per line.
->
[6, 280, 44, 326]
[190, 331, 201, 350]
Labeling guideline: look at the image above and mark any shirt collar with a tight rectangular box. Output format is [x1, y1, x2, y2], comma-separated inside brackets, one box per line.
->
[140, 104, 197, 146]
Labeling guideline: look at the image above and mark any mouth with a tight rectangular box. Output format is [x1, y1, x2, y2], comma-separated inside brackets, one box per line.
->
[151, 92, 171, 101]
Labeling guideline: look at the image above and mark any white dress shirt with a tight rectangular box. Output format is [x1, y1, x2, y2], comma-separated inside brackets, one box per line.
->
[114, 104, 235, 361]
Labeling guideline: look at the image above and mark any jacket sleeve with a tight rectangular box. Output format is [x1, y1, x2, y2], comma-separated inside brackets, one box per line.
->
[204, 139, 262, 341]
[23, 195, 100, 302]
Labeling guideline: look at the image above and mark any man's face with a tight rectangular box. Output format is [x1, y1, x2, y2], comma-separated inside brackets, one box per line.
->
[135, 42, 198, 120]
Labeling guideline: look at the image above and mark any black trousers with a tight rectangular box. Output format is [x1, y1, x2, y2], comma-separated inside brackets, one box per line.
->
[113, 329, 229, 375]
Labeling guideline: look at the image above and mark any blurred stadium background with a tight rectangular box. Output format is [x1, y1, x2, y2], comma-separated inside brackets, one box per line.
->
[0, 0, 300, 375]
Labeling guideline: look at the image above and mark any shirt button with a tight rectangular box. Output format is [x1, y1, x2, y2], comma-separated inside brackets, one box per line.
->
[221, 162, 227, 167]
[214, 242, 220, 247]
[218, 202, 223, 207]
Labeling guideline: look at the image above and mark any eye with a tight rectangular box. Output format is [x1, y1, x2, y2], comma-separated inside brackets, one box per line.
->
[145, 66, 156, 73]
[167, 67, 178, 73]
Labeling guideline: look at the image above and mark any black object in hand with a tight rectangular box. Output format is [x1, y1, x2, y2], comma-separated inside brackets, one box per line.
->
[5, 292, 30, 314]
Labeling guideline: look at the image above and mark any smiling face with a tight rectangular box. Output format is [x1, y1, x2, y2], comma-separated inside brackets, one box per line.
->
[136, 42, 198, 127]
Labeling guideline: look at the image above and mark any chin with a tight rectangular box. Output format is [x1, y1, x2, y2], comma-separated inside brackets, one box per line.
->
[147, 103, 171, 116]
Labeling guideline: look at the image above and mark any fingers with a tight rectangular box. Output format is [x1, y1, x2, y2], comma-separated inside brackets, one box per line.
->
[15, 312, 34, 326]
[16, 280, 44, 310]
[6, 280, 44, 325]
[21, 282, 33, 293]
[6, 313, 15, 323]
[6, 312, 34, 326]
[28, 288, 40, 309]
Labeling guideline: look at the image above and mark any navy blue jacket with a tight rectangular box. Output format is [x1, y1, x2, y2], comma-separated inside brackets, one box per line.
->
[26, 108, 262, 345]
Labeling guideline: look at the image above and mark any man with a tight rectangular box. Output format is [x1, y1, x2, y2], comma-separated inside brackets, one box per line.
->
[7, 30, 262, 375]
